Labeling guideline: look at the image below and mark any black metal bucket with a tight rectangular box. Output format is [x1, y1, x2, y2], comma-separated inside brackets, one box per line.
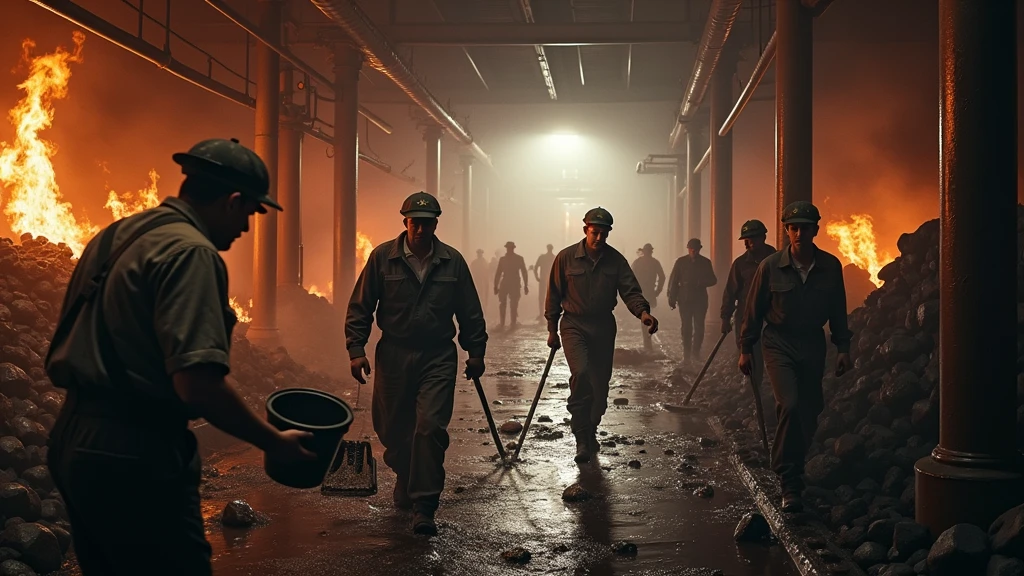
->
[265, 388, 354, 489]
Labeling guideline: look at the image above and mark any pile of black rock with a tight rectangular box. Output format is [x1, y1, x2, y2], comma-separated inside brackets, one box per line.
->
[688, 208, 1024, 575]
[0, 234, 347, 575]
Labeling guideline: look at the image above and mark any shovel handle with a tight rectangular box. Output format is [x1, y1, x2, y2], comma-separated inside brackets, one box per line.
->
[683, 331, 729, 405]
[511, 347, 557, 462]
[473, 376, 507, 461]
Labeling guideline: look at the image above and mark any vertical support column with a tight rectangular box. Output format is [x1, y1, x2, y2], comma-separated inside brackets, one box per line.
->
[668, 175, 677, 255]
[424, 125, 442, 197]
[278, 62, 302, 287]
[248, 0, 282, 344]
[710, 55, 734, 308]
[914, 0, 1021, 536]
[461, 156, 473, 253]
[685, 126, 703, 250]
[332, 43, 362, 309]
[775, 0, 813, 250]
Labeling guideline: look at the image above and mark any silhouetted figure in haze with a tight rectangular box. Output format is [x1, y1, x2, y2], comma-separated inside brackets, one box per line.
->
[494, 241, 529, 328]
[631, 243, 666, 350]
[667, 238, 717, 365]
[470, 248, 490, 307]
[534, 244, 555, 321]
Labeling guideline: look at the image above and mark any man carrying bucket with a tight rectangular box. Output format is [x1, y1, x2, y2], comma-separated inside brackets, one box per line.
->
[45, 138, 315, 576]
[346, 191, 488, 536]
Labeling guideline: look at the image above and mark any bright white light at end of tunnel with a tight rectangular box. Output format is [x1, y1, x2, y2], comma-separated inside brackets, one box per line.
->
[545, 132, 581, 156]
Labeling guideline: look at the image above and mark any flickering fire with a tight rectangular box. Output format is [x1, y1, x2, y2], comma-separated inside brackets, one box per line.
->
[308, 281, 333, 302]
[357, 231, 373, 268]
[229, 297, 252, 323]
[825, 214, 893, 287]
[105, 169, 161, 220]
[0, 32, 97, 256]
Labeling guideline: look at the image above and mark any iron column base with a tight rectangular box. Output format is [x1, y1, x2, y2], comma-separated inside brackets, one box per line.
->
[915, 454, 1023, 536]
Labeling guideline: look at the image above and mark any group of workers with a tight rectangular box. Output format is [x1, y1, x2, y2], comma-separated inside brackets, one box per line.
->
[42, 138, 852, 575]
[468, 243, 557, 329]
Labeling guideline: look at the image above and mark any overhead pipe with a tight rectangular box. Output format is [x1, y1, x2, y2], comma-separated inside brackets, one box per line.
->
[719, 31, 776, 136]
[694, 146, 711, 174]
[310, 0, 493, 168]
[668, 0, 745, 149]
[204, 0, 393, 135]
[300, 125, 420, 185]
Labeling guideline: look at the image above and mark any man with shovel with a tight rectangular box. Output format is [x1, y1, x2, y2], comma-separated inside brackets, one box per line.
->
[738, 201, 852, 513]
[721, 220, 776, 393]
[346, 191, 488, 536]
[546, 207, 659, 464]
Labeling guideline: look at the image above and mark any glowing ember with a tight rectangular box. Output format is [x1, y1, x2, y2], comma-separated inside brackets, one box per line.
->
[825, 214, 893, 287]
[105, 169, 161, 220]
[0, 32, 97, 256]
[229, 297, 252, 323]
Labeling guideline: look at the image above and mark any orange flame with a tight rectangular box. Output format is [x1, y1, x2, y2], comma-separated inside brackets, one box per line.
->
[105, 169, 161, 220]
[0, 32, 97, 256]
[229, 297, 252, 323]
[825, 214, 893, 287]
[307, 281, 333, 303]
[305, 232, 372, 303]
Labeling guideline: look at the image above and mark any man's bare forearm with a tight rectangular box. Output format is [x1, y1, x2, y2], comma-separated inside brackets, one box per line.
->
[174, 372, 280, 452]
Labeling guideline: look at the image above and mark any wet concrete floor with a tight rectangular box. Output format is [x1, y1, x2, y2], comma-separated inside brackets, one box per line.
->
[197, 315, 799, 576]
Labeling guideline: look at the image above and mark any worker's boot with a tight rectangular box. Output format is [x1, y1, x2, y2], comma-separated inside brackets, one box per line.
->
[589, 430, 600, 454]
[412, 503, 438, 536]
[573, 429, 592, 464]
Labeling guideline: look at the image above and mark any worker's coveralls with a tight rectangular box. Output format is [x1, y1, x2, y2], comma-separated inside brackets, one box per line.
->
[721, 243, 777, 391]
[667, 254, 717, 361]
[45, 198, 233, 576]
[346, 233, 487, 514]
[631, 254, 666, 349]
[534, 251, 555, 319]
[739, 246, 851, 497]
[546, 240, 650, 436]
[494, 253, 529, 326]
[470, 255, 490, 308]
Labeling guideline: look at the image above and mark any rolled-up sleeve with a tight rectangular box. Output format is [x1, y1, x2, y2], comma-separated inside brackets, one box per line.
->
[152, 245, 231, 375]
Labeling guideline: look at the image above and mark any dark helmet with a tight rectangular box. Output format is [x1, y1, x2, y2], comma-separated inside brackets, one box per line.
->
[172, 138, 279, 212]
[781, 201, 821, 225]
[739, 219, 768, 239]
[686, 238, 702, 249]
[504, 241, 516, 249]
[400, 191, 442, 218]
[583, 207, 613, 229]
[476, 248, 484, 255]
[642, 243, 654, 252]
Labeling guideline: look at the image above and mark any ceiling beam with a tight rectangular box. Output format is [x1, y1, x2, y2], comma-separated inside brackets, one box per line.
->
[518, 0, 558, 100]
[373, 22, 698, 46]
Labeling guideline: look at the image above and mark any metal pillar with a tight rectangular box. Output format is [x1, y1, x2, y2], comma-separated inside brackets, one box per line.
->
[914, 0, 1021, 536]
[669, 174, 680, 254]
[248, 0, 282, 345]
[710, 55, 733, 306]
[685, 126, 703, 250]
[332, 43, 362, 308]
[424, 125, 442, 196]
[775, 0, 812, 250]
[461, 156, 473, 253]
[278, 63, 302, 287]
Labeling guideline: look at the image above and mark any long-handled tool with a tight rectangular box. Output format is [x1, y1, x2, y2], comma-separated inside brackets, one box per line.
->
[473, 376, 507, 461]
[748, 373, 771, 453]
[510, 347, 558, 463]
[682, 331, 729, 405]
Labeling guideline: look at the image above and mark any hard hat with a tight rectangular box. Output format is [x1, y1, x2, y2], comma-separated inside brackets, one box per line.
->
[583, 207, 613, 229]
[739, 219, 768, 239]
[686, 238, 702, 249]
[504, 241, 516, 249]
[781, 201, 821, 224]
[642, 243, 654, 252]
[172, 138, 278, 212]
[400, 191, 442, 218]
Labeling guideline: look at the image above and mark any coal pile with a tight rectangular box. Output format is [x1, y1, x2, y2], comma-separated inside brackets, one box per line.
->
[686, 208, 1024, 573]
[0, 234, 348, 574]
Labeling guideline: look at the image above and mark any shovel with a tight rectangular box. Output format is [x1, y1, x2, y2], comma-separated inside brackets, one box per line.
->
[510, 347, 557, 463]
[473, 376, 507, 461]
[682, 331, 729, 405]
[748, 373, 771, 453]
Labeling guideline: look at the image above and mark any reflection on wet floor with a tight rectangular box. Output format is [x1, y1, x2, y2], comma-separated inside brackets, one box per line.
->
[201, 319, 799, 575]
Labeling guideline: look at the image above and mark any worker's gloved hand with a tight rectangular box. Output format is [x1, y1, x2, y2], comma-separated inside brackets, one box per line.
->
[738, 353, 753, 376]
[350, 357, 371, 384]
[266, 429, 317, 464]
[465, 357, 486, 380]
[721, 321, 732, 335]
[640, 311, 659, 335]
[547, 331, 561, 350]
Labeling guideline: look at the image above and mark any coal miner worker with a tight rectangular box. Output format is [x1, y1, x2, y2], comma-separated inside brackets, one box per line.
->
[631, 243, 666, 350]
[44, 138, 314, 576]
[667, 238, 718, 365]
[533, 244, 556, 321]
[470, 248, 490, 308]
[721, 220, 777, 389]
[546, 207, 659, 464]
[493, 241, 529, 328]
[738, 201, 852, 514]
[346, 191, 487, 537]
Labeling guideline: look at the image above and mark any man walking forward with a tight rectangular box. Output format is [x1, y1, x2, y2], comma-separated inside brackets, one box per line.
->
[667, 238, 717, 364]
[546, 207, 658, 464]
[631, 243, 666, 350]
[739, 201, 851, 513]
[470, 248, 490, 308]
[721, 220, 776, 391]
[346, 191, 488, 536]
[494, 241, 529, 328]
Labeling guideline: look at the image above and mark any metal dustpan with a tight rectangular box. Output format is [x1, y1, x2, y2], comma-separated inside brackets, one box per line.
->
[321, 440, 378, 497]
